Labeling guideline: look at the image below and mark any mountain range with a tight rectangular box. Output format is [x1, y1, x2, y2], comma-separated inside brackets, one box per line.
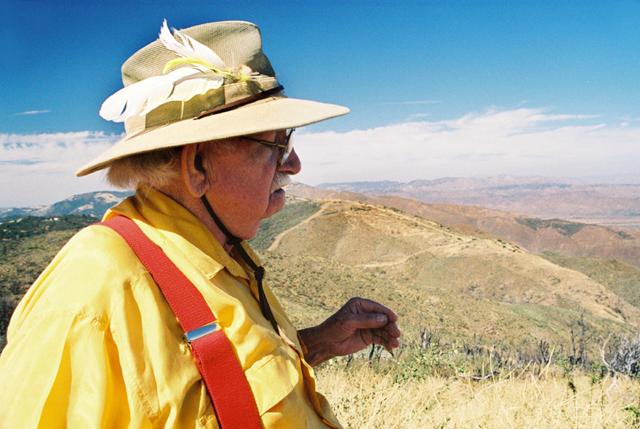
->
[0, 191, 131, 220]
[290, 183, 640, 269]
[319, 176, 640, 229]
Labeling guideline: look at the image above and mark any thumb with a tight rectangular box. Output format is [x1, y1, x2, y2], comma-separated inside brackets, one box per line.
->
[343, 313, 388, 331]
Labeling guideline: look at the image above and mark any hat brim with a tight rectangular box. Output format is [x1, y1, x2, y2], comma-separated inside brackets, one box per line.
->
[76, 96, 349, 176]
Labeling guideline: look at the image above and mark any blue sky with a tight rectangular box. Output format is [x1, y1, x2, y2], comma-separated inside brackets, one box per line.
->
[2, 1, 640, 205]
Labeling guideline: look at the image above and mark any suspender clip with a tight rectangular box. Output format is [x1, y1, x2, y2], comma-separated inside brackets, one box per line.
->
[184, 322, 219, 343]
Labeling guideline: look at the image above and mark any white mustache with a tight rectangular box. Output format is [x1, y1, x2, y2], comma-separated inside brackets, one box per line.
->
[270, 173, 292, 192]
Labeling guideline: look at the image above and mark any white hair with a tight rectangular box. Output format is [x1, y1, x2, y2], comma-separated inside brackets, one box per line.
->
[106, 147, 182, 190]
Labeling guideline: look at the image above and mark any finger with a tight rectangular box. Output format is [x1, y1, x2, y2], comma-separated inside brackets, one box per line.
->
[350, 298, 398, 323]
[383, 321, 401, 338]
[371, 329, 401, 350]
[343, 312, 389, 331]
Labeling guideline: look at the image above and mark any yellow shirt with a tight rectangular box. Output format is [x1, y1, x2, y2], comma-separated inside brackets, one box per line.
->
[0, 187, 341, 428]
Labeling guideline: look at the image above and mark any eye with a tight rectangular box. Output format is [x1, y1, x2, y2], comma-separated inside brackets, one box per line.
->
[248, 141, 278, 163]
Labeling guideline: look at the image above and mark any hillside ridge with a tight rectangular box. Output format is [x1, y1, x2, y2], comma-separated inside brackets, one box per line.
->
[289, 183, 640, 269]
[262, 197, 638, 353]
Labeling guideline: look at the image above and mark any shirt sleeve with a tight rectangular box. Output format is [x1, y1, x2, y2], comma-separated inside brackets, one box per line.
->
[0, 309, 133, 428]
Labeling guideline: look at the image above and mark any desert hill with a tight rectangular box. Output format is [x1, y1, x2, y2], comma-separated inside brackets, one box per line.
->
[263, 198, 638, 354]
[540, 253, 640, 310]
[319, 177, 640, 229]
[289, 183, 640, 269]
[366, 196, 640, 269]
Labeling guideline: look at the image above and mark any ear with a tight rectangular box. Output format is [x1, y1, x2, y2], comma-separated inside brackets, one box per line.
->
[180, 144, 211, 197]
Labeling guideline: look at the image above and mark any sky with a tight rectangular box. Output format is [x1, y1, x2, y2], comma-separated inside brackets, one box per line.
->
[1, 0, 640, 206]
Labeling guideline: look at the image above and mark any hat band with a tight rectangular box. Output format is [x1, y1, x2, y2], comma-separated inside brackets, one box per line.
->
[195, 85, 284, 119]
[124, 76, 281, 139]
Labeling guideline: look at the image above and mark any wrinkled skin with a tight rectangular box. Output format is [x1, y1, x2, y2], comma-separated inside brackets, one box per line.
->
[298, 297, 401, 366]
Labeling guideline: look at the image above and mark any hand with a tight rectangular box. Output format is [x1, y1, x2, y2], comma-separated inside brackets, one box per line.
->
[298, 297, 401, 366]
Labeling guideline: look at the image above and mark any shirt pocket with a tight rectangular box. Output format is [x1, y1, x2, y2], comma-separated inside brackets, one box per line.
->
[245, 353, 300, 415]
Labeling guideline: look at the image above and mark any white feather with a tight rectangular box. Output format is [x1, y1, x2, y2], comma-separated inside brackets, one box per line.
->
[159, 19, 226, 68]
[140, 73, 225, 115]
[99, 20, 232, 123]
[99, 66, 223, 122]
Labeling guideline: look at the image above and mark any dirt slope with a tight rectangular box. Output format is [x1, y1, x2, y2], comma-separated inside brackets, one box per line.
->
[288, 184, 640, 268]
[265, 197, 639, 351]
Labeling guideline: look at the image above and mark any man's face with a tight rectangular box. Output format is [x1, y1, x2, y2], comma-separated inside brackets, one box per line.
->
[201, 130, 301, 240]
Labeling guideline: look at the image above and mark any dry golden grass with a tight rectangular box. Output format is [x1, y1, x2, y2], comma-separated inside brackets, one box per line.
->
[317, 363, 640, 429]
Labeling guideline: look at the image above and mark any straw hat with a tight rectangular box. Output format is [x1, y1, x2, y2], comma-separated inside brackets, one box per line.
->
[76, 20, 349, 177]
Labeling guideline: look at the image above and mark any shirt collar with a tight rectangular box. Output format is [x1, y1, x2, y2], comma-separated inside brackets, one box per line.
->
[104, 186, 251, 281]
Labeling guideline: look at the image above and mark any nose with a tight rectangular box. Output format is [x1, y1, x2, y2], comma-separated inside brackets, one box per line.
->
[278, 148, 301, 175]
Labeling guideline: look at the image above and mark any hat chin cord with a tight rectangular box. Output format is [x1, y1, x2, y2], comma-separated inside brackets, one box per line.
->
[200, 195, 279, 332]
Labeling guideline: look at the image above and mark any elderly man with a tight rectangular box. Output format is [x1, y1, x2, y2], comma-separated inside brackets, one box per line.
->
[0, 20, 400, 428]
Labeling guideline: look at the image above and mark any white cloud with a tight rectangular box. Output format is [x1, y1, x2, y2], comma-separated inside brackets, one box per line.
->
[2, 107, 639, 206]
[294, 108, 640, 185]
[13, 109, 51, 116]
[0, 131, 121, 206]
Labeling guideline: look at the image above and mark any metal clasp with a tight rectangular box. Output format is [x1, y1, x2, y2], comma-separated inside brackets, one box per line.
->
[184, 322, 219, 343]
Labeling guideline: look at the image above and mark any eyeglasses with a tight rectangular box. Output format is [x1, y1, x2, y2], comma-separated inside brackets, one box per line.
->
[239, 129, 295, 165]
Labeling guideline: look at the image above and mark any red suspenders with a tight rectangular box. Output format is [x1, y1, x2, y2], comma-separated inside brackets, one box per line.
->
[100, 216, 262, 429]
